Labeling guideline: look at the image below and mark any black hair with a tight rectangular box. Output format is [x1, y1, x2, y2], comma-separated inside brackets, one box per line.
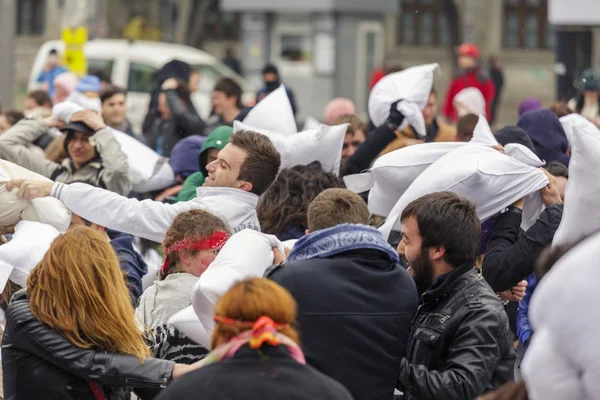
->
[401, 192, 481, 267]
[262, 64, 279, 76]
[545, 161, 569, 178]
[100, 85, 127, 104]
[213, 77, 243, 109]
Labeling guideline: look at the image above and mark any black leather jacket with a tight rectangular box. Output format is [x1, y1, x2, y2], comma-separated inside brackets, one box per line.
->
[2, 291, 175, 400]
[397, 264, 515, 400]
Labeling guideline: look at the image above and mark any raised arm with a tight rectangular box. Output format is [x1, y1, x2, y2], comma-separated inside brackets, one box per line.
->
[0, 119, 61, 178]
[165, 90, 205, 136]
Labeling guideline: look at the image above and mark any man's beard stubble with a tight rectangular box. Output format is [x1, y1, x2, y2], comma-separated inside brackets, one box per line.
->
[410, 249, 435, 296]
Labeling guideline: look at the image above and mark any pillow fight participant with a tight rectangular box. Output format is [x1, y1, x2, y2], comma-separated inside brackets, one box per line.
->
[146, 78, 205, 157]
[155, 278, 353, 400]
[8, 131, 280, 242]
[68, 213, 148, 303]
[517, 108, 571, 167]
[268, 188, 418, 400]
[397, 192, 515, 399]
[331, 114, 368, 163]
[0, 110, 25, 135]
[256, 161, 345, 240]
[137, 209, 231, 363]
[380, 88, 456, 154]
[176, 126, 233, 202]
[2, 227, 202, 399]
[206, 77, 244, 132]
[0, 110, 131, 195]
[100, 85, 138, 138]
[455, 113, 479, 141]
[482, 169, 564, 292]
[23, 90, 52, 113]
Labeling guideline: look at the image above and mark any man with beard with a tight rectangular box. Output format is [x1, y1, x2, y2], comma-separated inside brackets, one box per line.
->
[397, 192, 515, 400]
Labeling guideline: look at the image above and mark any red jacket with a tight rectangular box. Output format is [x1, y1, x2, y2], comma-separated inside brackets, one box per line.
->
[443, 70, 495, 122]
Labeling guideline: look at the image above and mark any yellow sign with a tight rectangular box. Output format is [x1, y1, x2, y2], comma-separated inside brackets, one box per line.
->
[61, 26, 88, 77]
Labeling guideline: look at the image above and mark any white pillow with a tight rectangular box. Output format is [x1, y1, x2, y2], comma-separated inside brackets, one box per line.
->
[523, 231, 600, 400]
[0, 160, 71, 232]
[0, 221, 60, 291]
[243, 84, 296, 136]
[504, 143, 545, 167]
[170, 230, 283, 347]
[378, 144, 549, 239]
[558, 113, 596, 147]
[303, 116, 321, 131]
[234, 120, 347, 174]
[368, 63, 438, 128]
[552, 119, 600, 247]
[167, 305, 212, 348]
[453, 88, 485, 116]
[470, 115, 498, 146]
[344, 142, 466, 217]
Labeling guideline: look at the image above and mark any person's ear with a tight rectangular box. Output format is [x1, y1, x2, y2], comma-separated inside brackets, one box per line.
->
[237, 181, 253, 193]
[429, 246, 446, 262]
[178, 249, 194, 266]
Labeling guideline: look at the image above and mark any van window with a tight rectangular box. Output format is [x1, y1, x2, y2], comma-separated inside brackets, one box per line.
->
[87, 59, 114, 79]
[128, 63, 158, 93]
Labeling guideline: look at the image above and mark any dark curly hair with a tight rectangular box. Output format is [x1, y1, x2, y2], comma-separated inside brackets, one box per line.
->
[256, 161, 346, 238]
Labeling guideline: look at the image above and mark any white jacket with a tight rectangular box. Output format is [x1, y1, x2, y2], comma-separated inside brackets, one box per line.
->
[51, 183, 260, 243]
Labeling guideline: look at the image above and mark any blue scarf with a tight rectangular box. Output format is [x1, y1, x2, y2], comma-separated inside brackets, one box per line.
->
[287, 224, 400, 263]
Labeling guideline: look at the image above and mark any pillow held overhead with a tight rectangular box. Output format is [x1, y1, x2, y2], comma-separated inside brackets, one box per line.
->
[378, 144, 549, 239]
[233, 120, 347, 174]
[368, 63, 438, 128]
[470, 114, 499, 146]
[552, 119, 600, 247]
[343, 142, 466, 217]
[242, 84, 297, 136]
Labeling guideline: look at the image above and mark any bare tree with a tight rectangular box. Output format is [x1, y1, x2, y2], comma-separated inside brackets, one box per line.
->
[186, 0, 218, 48]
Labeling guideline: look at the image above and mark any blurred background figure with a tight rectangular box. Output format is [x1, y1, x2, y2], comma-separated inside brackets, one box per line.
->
[332, 114, 367, 161]
[518, 98, 543, 118]
[0, 110, 25, 135]
[24, 90, 52, 112]
[568, 68, 600, 126]
[36, 49, 67, 97]
[324, 98, 356, 125]
[444, 43, 495, 122]
[222, 47, 243, 76]
[51, 72, 78, 105]
[256, 64, 297, 116]
[100, 85, 138, 138]
[489, 55, 505, 124]
[453, 87, 486, 118]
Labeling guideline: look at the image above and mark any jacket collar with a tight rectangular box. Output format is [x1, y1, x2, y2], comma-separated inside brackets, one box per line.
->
[194, 186, 259, 207]
[61, 156, 102, 173]
[421, 263, 477, 308]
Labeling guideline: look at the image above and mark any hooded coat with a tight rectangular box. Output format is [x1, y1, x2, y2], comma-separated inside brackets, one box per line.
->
[517, 109, 571, 167]
[176, 126, 233, 202]
[494, 126, 537, 153]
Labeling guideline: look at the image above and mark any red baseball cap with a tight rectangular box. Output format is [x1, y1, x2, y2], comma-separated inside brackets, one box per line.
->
[457, 43, 480, 59]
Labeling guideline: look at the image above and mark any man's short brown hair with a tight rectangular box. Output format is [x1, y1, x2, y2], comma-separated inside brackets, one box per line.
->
[307, 188, 370, 231]
[100, 85, 127, 104]
[27, 90, 51, 107]
[456, 113, 479, 142]
[230, 131, 281, 196]
[331, 114, 368, 138]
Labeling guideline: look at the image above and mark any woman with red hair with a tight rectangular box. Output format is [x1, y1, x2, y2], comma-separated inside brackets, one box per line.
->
[156, 278, 354, 399]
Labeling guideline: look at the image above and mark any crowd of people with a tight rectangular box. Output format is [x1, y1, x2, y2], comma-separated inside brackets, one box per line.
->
[0, 41, 598, 400]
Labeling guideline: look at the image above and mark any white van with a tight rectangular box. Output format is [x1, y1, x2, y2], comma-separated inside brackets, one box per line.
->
[28, 39, 253, 133]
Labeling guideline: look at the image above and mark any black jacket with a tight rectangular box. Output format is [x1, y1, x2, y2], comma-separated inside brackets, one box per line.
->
[268, 249, 419, 400]
[146, 90, 205, 157]
[482, 203, 563, 292]
[398, 264, 515, 400]
[2, 291, 174, 400]
[155, 344, 353, 400]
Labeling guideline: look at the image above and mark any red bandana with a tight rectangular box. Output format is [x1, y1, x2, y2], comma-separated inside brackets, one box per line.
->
[161, 231, 230, 273]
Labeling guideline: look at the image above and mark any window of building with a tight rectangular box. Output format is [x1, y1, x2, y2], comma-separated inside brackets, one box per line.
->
[503, 0, 555, 49]
[396, 0, 450, 46]
[17, 0, 46, 35]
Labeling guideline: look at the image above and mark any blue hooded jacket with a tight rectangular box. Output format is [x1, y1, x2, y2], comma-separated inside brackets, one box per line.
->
[108, 230, 148, 302]
[517, 109, 570, 167]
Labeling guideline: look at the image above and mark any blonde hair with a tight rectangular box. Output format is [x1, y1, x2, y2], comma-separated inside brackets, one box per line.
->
[211, 278, 299, 349]
[27, 226, 150, 361]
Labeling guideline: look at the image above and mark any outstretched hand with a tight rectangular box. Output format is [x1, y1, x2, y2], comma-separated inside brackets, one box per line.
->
[7, 179, 53, 202]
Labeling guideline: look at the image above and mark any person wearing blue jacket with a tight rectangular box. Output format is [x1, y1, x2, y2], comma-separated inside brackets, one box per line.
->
[516, 273, 537, 350]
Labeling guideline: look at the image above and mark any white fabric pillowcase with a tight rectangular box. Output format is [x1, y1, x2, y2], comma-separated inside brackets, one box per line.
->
[344, 142, 466, 217]
[233, 120, 347, 174]
[378, 144, 549, 239]
[369, 63, 438, 128]
[243, 85, 297, 136]
[170, 230, 283, 348]
[553, 119, 600, 247]
[0, 221, 60, 291]
[558, 113, 597, 147]
[0, 159, 71, 232]
[523, 231, 600, 400]
[504, 143, 545, 167]
[303, 116, 321, 131]
[470, 115, 498, 146]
